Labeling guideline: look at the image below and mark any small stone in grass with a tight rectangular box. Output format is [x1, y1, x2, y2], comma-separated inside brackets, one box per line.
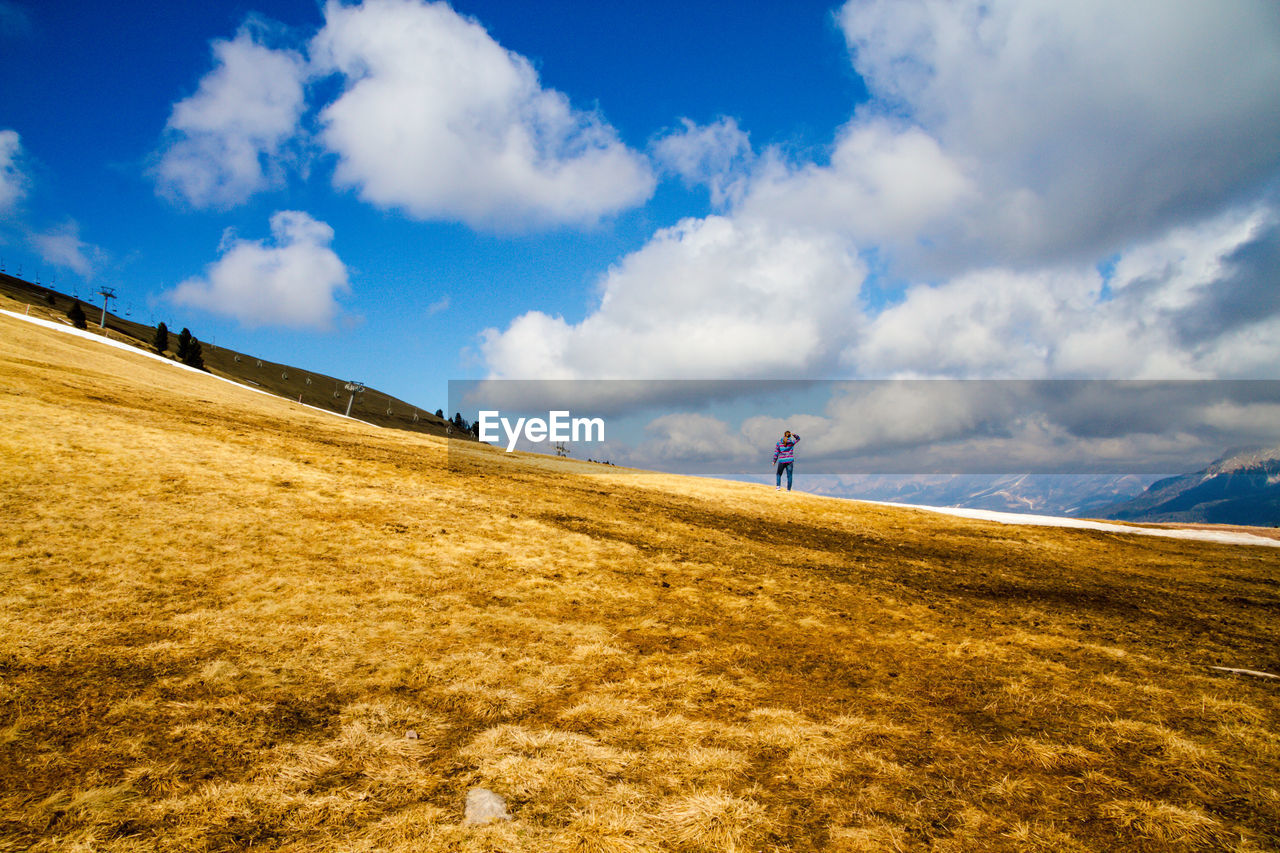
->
[464, 788, 512, 825]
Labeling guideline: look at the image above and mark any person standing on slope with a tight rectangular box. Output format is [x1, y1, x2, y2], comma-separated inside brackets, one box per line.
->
[773, 430, 800, 491]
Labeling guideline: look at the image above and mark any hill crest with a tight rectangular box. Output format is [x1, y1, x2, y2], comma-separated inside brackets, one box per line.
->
[0, 271, 455, 438]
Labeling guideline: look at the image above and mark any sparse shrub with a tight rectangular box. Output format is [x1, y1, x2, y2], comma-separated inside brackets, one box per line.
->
[176, 327, 205, 370]
[175, 328, 192, 361]
[67, 301, 86, 329]
[183, 338, 204, 370]
[153, 322, 169, 354]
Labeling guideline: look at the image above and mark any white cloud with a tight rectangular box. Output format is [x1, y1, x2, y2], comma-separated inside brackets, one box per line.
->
[30, 221, 104, 277]
[311, 0, 654, 228]
[847, 204, 1280, 379]
[153, 25, 307, 209]
[0, 129, 27, 213]
[1195, 316, 1280, 379]
[170, 211, 350, 329]
[632, 412, 757, 467]
[1107, 206, 1268, 312]
[481, 215, 866, 378]
[482, 199, 1280, 383]
[481, 0, 1280, 384]
[652, 117, 753, 207]
[839, 0, 1280, 264]
[848, 266, 1100, 378]
[740, 118, 975, 247]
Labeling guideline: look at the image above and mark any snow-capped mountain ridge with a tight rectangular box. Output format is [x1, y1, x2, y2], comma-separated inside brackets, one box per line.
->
[1098, 447, 1280, 525]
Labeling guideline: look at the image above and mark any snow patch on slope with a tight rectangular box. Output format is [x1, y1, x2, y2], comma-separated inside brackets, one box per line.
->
[852, 498, 1279, 548]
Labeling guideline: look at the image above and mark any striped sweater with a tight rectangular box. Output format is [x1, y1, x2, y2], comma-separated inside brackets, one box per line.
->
[773, 435, 800, 464]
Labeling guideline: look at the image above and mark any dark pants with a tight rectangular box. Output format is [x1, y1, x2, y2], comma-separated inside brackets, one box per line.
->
[776, 461, 793, 490]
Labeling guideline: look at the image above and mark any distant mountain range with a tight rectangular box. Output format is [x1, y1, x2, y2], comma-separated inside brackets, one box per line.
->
[1096, 447, 1280, 526]
[815, 448, 1280, 527]
[810, 474, 1158, 517]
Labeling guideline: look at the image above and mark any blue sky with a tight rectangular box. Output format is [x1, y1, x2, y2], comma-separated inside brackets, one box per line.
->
[2, 0, 1280, 424]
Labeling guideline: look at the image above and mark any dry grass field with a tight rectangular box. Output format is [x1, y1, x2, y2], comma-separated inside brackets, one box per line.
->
[2, 309, 1279, 852]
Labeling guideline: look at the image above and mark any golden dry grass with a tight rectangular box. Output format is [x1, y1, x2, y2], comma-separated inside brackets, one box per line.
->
[2, 308, 1279, 852]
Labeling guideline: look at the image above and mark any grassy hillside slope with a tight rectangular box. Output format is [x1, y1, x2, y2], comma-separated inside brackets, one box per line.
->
[0, 274, 454, 438]
[2, 311, 1278, 852]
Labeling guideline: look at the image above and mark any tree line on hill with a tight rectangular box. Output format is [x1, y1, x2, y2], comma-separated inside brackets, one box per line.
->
[65, 299, 205, 370]
[448, 411, 481, 438]
[153, 323, 204, 370]
[58, 294, 485, 430]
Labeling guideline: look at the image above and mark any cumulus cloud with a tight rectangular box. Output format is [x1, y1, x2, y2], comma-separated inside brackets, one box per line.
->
[849, 266, 1102, 378]
[481, 0, 1280, 385]
[740, 118, 975, 248]
[839, 0, 1280, 264]
[846, 204, 1280, 379]
[481, 215, 866, 378]
[153, 24, 307, 209]
[311, 0, 654, 228]
[30, 222, 105, 277]
[481, 193, 1280, 387]
[0, 129, 27, 213]
[1105, 207, 1280, 378]
[170, 211, 350, 329]
[652, 117, 754, 207]
[632, 412, 758, 467]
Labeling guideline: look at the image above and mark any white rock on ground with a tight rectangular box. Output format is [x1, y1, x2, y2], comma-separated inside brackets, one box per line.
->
[464, 788, 512, 825]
